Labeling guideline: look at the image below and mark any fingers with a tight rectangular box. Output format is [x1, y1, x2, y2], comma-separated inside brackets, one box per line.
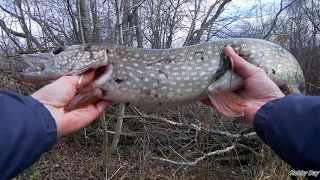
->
[95, 100, 113, 112]
[65, 100, 112, 123]
[75, 100, 112, 121]
[224, 46, 260, 79]
[77, 69, 96, 88]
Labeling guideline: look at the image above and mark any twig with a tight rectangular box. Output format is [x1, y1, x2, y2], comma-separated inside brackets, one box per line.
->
[236, 143, 261, 157]
[105, 114, 185, 126]
[130, 106, 143, 116]
[108, 166, 124, 180]
[214, 155, 251, 162]
[169, 146, 189, 162]
[105, 114, 258, 139]
[106, 130, 136, 137]
[84, 127, 88, 146]
[312, 70, 320, 81]
[150, 145, 235, 166]
[243, 132, 257, 138]
[110, 104, 125, 151]
[307, 83, 320, 90]
[101, 113, 108, 180]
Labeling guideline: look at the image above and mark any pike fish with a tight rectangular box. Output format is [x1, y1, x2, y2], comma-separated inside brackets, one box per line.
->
[14, 38, 306, 117]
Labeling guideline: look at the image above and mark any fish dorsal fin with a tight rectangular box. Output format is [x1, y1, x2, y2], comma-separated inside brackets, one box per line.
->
[272, 34, 289, 44]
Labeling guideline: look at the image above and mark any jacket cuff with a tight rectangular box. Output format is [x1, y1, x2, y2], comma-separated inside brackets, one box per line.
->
[26, 95, 57, 151]
[253, 98, 280, 144]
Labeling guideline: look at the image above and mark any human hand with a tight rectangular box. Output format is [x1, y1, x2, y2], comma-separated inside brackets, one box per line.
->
[31, 70, 112, 137]
[202, 45, 285, 126]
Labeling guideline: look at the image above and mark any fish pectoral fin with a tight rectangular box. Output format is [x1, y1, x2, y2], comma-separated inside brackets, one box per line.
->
[64, 88, 103, 112]
[208, 91, 247, 118]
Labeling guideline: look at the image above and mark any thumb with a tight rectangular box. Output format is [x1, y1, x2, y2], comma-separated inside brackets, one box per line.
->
[224, 45, 260, 79]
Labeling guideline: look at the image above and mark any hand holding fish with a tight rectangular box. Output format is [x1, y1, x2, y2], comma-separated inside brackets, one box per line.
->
[29, 44, 284, 138]
[16, 38, 305, 118]
[202, 45, 285, 126]
[31, 69, 112, 137]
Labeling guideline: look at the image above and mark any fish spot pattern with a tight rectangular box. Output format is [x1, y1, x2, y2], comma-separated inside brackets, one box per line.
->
[96, 39, 305, 105]
[55, 45, 108, 74]
[112, 45, 220, 102]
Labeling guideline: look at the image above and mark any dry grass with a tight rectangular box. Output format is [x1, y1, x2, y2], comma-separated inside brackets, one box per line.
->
[11, 102, 293, 180]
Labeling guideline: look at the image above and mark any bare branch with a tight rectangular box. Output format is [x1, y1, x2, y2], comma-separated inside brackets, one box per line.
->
[105, 114, 258, 139]
[312, 70, 320, 81]
[150, 145, 235, 166]
[300, 3, 320, 32]
[0, 20, 28, 38]
[307, 83, 320, 90]
[236, 143, 261, 157]
[184, 0, 232, 45]
[67, 0, 81, 43]
[263, 0, 296, 39]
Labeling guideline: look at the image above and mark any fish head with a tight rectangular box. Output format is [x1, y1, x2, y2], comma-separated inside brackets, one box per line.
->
[13, 44, 110, 83]
[13, 53, 70, 83]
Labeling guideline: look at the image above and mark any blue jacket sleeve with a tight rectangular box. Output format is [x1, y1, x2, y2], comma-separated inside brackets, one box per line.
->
[254, 93, 320, 171]
[0, 90, 57, 179]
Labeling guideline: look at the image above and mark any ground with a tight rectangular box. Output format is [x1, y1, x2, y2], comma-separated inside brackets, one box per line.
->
[14, 107, 294, 180]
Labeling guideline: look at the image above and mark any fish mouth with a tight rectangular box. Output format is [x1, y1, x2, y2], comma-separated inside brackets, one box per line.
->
[21, 54, 52, 73]
[12, 53, 69, 83]
[13, 53, 109, 84]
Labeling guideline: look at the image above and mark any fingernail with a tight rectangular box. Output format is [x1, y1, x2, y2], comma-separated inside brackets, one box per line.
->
[226, 46, 236, 54]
